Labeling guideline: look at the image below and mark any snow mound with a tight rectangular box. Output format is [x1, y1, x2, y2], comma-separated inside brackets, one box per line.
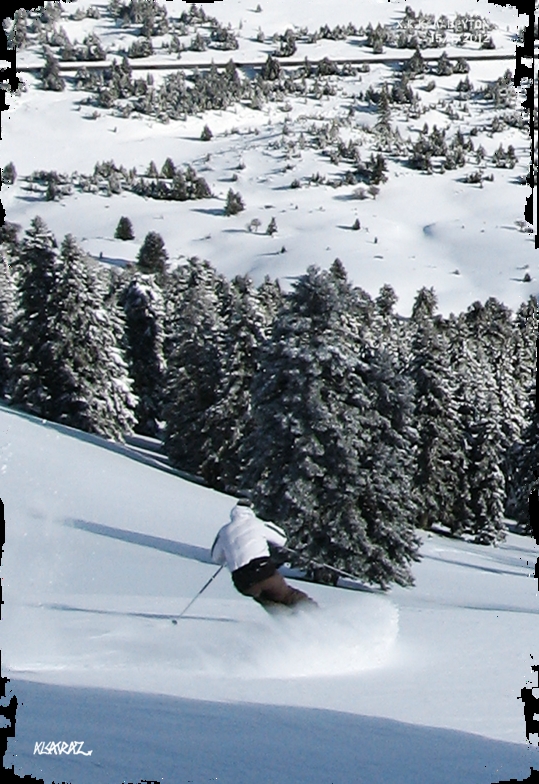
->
[173, 595, 399, 679]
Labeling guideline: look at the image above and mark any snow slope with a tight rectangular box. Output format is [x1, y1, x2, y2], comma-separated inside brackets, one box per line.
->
[1, 403, 539, 783]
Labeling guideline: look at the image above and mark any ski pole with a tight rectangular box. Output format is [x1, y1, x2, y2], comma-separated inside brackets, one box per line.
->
[177, 564, 224, 618]
[279, 546, 364, 583]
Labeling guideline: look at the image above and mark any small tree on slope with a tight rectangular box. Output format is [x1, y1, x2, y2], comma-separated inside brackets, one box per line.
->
[137, 231, 168, 275]
[115, 216, 135, 241]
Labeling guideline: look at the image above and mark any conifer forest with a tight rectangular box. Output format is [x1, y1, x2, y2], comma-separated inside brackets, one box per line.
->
[0, 216, 536, 589]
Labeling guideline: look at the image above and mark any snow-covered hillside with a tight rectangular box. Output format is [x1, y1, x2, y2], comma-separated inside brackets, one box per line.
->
[1, 403, 539, 783]
[2, 0, 534, 316]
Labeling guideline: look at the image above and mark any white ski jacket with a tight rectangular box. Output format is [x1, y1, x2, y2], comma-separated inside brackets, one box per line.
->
[211, 506, 287, 573]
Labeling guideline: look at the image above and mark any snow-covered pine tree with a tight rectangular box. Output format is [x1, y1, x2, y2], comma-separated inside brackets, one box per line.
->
[0, 252, 15, 398]
[162, 258, 230, 476]
[372, 283, 410, 369]
[505, 296, 538, 520]
[464, 297, 532, 513]
[466, 404, 507, 543]
[0, 221, 21, 253]
[9, 217, 60, 414]
[34, 234, 136, 437]
[0, 222, 19, 399]
[265, 216, 277, 235]
[161, 157, 176, 179]
[40, 49, 65, 91]
[447, 315, 506, 543]
[2, 162, 17, 185]
[240, 263, 420, 589]
[224, 189, 245, 216]
[7, 8, 28, 49]
[510, 363, 538, 533]
[256, 274, 284, 323]
[409, 287, 468, 534]
[118, 271, 166, 436]
[198, 274, 276, 492]
[201, 124, 213, 141]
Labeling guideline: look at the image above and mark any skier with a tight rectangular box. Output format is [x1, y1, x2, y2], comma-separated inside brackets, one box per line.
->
[211, 499, 317, 613]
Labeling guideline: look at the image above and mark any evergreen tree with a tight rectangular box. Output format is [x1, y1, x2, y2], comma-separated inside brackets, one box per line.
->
[465, 298, 527, 451]
[372, 283, 409, 370]
[406, 48, 426, 77]
[198, 274, 275, 491]
[0, 221, 21, 253]
[447, 317, 507, 543]
[437, 51, 453, 76]
[137, 231, 168, 274]
[506, 298, 538, 529]
[118, 271, 166, 436]
[510, 369, 539, 533]
[2, 162, 17, 185]
[45, 235, 137, 437]
[257, 275, 284, 321]
[171, 170, 188, 200]
[9, 217, 60, 414]
[201, 124, 213, 141]
[278, 29, 297, 57]
[369, 153, 388, 185]
[8, 8, 28, 49]
[261, 54, 281, 81]
[240, 264, 420, 589]
[409, 288, 467, 533]
[45, 177, 60, 202]
[224, 189, 245, 216]
[115, 216, 135, 241]
[160, 157, 176, 179]
[11, 225, 136, 436]
[375, 85, 392, 133]
[163, 259, 230, 476]
[146, 160, 159, 178]
[0, 253, 14, 398]
[40, 50, 66, 91]
[190, 32, 206, 51]
[265, 217, 277, 235]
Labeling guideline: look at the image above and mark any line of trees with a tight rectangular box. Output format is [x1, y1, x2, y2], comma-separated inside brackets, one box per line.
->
[0, 218, 536, 588]
[23, 158, 212, 204]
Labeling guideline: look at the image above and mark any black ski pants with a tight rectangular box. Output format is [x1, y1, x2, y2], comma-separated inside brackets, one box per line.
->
[232, 557, 316, 611]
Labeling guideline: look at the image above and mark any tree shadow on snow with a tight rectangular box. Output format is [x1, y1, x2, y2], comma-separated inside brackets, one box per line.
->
[190, 207, 225, 216]
[64, 517, 213, 564]
[45, 603, 238, 623]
